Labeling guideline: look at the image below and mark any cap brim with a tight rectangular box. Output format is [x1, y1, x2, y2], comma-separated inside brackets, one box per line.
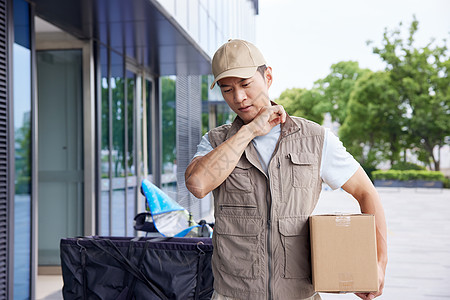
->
[210, 66, 258, 89]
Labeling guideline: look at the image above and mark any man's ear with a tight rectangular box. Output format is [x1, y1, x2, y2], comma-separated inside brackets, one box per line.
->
[265, 67, 273, 88]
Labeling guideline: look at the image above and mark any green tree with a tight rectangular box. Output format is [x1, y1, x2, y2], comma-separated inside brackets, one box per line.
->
[340, 71, 405, 167]
[201, 75, 209, 135]
[276, 88, 325, 124]
[15, 113, 31, 194]
[315, 61, 370, 125]
[161, 77, 176, 171]
[370, 17, 450, 170]
[112, 77, 125, 177]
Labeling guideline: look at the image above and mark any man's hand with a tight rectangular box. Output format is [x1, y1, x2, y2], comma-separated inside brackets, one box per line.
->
[355, 262, 385, 299]
[246, 105, 286, 137]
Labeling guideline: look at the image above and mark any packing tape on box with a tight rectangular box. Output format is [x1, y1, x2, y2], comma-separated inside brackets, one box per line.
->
[338, 273, 354, 291]
[335, 215, 351, 227]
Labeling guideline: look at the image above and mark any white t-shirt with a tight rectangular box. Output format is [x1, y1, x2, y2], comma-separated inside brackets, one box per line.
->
[193, 125, 359, 190]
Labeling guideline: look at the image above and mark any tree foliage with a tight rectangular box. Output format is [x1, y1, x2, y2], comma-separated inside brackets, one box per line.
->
[315, 61, 370, 124]
[370, 16, 449, 170]
[276, 88, 324, 124]
[340, 71, 404, 167]
[161, 77, 176, 170]
[277, 17, 449, 171]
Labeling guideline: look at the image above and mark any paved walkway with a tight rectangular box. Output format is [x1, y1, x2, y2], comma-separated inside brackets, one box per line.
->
[38, 187, 450, 299]
[314, 187, 450, 300]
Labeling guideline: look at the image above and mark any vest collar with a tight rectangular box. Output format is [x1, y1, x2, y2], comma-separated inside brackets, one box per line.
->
[225, 101, 300, 140]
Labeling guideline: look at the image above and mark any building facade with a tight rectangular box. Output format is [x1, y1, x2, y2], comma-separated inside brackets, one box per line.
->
[1, 0, 258, 298]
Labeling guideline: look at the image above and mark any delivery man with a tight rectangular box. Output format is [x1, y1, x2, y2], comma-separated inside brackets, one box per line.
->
[185, 39, 387, 300]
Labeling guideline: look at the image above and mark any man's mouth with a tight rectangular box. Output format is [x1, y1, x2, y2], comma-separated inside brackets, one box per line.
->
[238, 105, 252, 112]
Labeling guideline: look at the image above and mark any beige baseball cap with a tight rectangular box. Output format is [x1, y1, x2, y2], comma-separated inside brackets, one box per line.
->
[210, 39, 266, 89]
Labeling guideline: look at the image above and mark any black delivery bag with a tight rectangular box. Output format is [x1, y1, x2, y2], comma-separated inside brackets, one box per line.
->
[60, 236, 214, 300]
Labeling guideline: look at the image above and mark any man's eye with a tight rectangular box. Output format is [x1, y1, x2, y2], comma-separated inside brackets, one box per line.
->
[242, 82, 251, 87]
[223, 89, 232, 93]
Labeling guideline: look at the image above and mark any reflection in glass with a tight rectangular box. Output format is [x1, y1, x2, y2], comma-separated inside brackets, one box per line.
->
[100, 45, 110, 235]
[126, 71, 137, 234]
[127, 71, 136, 176]
[13, 45, 32, 300]
[13, 0, 31, 297]
[201, 75, 209, 135]
[127, 186, 136, 236]
[37, 49, 84, 266]
[111, 51, 126, 236]
[161, 77, 177, 200]
[146, 79, 153, 177]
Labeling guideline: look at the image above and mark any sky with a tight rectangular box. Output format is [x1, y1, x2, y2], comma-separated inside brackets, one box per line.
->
[255, 0, 450, 99]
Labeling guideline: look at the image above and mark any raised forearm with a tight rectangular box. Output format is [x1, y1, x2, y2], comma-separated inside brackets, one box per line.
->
[185, 125, 255, 198]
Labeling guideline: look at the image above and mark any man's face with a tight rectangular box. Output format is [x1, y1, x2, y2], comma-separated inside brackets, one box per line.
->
[218, 67, 272, 124]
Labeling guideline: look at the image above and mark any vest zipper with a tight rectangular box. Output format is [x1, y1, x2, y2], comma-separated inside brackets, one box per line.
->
[266, 128, 294, 299]
[219, 204, 257, 210]
[267, 216, 273, 300]
[266, 136, 285, 300]
[277, 157, 282, 201]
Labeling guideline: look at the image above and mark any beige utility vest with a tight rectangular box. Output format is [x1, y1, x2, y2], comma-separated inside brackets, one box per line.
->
[208, 115, 324, 300]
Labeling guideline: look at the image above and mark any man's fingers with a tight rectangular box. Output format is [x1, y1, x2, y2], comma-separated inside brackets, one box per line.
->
[250, 104, 287, 136]
[355, 291, 380, 299]
[271, 105, 287, 123]
[354, 293, 372, 300]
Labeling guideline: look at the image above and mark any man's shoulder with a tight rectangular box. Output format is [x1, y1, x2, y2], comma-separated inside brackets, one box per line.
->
[208, 123, 233, 147]
[209, 123, 233, 136]
[289, 116, 324, 136]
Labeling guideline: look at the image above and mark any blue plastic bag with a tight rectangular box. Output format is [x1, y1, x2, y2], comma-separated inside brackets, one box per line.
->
[141, 179, 200, 237]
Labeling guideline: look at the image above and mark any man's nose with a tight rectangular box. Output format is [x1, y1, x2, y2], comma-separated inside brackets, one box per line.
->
[234, 88, 247, 103]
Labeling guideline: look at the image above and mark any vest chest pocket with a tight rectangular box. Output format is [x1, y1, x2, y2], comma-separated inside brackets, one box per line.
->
[287, 153, 316, 188]
[225, 160, 254, 193]
[278, 218, 311, 279]
[214, 217, 263, 279]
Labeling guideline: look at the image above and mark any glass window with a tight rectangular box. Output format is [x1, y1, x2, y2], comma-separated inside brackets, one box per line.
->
[201, 75, 209, 135]
[99, 45, 110, 235]
[175, 0, 188, 31]
[215, 0, 224, 46]
[146, 79, 153, 178]
[199, 6, 208, 52]
[209, 0, 216, 24]
[222, 1, 229, 41]
[110, 51, 126, 236]
[158, 0, 176, 17]
[161, 76, 177, 200]
[13, 0, 31, 298]
[187, 0, 199, 42]
[208, 17, 216, 55]
[126, 70, 137, 236]
[127, 71, 136, 177]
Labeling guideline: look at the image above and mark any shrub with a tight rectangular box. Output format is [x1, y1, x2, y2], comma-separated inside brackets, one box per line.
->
[391, 161, 426, 171]
[444, 177, 450, 189]
[372, 170, 445, 182]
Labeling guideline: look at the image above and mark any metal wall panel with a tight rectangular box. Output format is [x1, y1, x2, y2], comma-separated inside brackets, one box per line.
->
[0, 0, 9, 297]
[176, 75, 202, 219]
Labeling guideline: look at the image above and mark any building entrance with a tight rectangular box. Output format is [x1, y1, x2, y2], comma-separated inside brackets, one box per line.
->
[36, 49, 84, 269]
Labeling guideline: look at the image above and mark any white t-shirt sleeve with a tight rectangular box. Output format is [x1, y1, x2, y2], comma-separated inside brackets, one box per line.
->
[320, 128, 360, 190]
[192, 133, 213, 160]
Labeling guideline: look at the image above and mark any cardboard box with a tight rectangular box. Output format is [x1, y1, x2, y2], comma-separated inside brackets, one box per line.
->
[309, 214, 378, 293]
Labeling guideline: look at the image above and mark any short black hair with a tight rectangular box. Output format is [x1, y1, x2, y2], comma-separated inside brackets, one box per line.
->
[257, 65, 267, 78]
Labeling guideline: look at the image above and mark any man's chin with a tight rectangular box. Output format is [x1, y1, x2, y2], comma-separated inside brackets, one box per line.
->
[235, 112, 253, 124]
